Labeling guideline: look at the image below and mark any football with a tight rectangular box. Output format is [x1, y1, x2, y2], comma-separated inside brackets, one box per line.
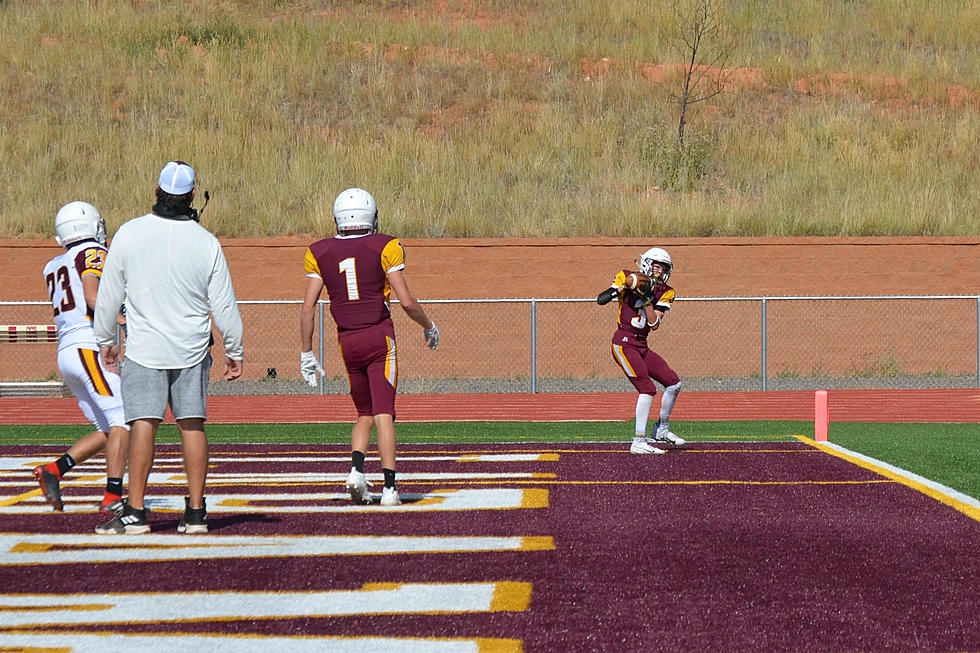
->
[625, 272, 652, 292]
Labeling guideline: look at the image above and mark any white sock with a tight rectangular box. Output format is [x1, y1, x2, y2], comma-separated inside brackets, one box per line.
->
[658, 382, 682, 428]
[635, 393, 654, 438]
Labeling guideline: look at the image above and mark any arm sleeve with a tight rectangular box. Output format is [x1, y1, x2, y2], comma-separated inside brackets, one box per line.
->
[381, 238, 406, 274]
[598, 270, 628, 304]
[74, 245, 106, 279]
[304, 248, 322, 279]
[597, 287, 619, 305]
[93, 241, 126, 347]
[208, 244, 245, 361]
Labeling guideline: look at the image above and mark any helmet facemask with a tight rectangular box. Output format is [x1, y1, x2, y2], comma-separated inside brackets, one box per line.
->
[639, 247, 673, 284]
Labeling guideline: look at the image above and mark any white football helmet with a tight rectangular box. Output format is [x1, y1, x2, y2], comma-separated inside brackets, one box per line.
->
[639, 247, 673, 283]
[333, 187, 378, 233]
[54, 201, 107, 247]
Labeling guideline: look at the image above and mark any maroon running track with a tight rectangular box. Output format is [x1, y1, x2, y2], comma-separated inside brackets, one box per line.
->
[1, 441, 979, 651]
[3, 388, 980, 424]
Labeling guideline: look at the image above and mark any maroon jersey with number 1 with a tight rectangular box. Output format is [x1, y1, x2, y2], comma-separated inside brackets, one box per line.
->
[304, 233, 406, 417]
[304, 233, 406, 332]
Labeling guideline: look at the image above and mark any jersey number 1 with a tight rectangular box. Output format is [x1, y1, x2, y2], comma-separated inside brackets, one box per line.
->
[338, 258, 359, 301]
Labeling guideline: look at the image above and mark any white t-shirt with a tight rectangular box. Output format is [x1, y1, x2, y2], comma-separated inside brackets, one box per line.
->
[93, 213, 244, 369]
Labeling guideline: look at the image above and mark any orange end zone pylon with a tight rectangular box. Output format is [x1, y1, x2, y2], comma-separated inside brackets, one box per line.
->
[814, 389, 829, 442]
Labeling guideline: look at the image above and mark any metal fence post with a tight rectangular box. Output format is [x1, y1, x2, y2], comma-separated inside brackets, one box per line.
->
[530, 299, 537, 393]
[761, 297, 768, 391]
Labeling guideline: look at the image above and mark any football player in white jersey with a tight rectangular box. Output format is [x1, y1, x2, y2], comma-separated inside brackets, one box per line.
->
[33, 202, 130, 519]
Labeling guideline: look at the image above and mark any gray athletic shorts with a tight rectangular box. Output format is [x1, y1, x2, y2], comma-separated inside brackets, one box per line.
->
[120, 354, 212, 422]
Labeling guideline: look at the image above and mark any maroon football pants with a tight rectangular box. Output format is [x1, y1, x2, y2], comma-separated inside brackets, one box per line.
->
[611, 339, 679, 395]
[337, 320, 398, 418]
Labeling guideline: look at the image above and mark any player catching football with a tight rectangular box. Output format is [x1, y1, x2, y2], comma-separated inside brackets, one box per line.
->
[300, 187, 439, 506]
[597, 247, 684, 455]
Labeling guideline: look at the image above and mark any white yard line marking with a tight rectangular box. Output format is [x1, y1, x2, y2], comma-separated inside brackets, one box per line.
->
[0, 582, 532, 627]
[0, 632, 522, 653]
[0, 533, 554, 566]
[0, 488, 549, 514]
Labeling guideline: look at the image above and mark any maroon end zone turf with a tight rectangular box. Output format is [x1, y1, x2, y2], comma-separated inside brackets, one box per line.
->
[2, 442, 979, 651]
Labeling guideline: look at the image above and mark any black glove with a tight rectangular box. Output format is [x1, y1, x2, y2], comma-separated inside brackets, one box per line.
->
[638, 283, 655, 306]
[597, 287, 619, 305]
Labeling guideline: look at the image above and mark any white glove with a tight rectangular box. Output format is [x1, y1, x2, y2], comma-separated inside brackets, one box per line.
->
[300, 350, 325, 386]
[423, 322, 439, 350]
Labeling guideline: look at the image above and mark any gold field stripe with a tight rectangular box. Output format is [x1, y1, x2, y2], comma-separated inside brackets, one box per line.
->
[360, 582, 402, 591]
[800, 437, 980, 523]
[489, 582, 532, 612]
[520, 536, 554, 551]
[0, 489, 42, 507]
[178, 479, 894, 488]
[520, 489, 549, 508]
[0, 603, 112, 613]
[476, 639, 524, 653]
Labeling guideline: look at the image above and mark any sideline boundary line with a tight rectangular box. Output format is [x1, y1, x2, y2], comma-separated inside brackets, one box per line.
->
[797, 436, 980, 522]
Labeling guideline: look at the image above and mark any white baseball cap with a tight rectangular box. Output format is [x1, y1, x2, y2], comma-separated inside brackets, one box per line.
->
[158, 161, 195, 195]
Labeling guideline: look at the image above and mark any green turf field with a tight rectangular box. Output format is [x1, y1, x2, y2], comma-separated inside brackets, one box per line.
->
[2, 421, 977, 500]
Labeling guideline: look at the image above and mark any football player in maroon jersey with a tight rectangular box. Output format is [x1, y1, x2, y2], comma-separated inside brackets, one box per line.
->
[597, 247, 685, 455]
[300, 188, 439, 506]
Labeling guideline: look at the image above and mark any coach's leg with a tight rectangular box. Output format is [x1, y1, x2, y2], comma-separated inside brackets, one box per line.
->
[127, 418, 159, 510]
[177, 418, 208, 509]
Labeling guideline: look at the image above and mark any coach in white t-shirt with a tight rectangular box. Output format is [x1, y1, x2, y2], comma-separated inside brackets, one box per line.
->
[93, 160, 244, 535]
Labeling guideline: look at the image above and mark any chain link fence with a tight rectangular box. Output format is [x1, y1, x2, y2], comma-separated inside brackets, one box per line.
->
[3, 296, 979, 396]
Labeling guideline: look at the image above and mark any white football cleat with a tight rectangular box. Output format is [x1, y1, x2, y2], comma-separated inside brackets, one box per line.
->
[650, 429, 686, 446]
[380, 487, 402, 506]
[345, 468, 371, 504]
[630, 440, 666, 455]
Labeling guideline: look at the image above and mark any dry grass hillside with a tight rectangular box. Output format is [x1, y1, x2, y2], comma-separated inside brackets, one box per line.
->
[1, 0, 978, 238]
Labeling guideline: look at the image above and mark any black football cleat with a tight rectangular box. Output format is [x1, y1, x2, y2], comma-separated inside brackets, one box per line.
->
[33, 466, 63, 511]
